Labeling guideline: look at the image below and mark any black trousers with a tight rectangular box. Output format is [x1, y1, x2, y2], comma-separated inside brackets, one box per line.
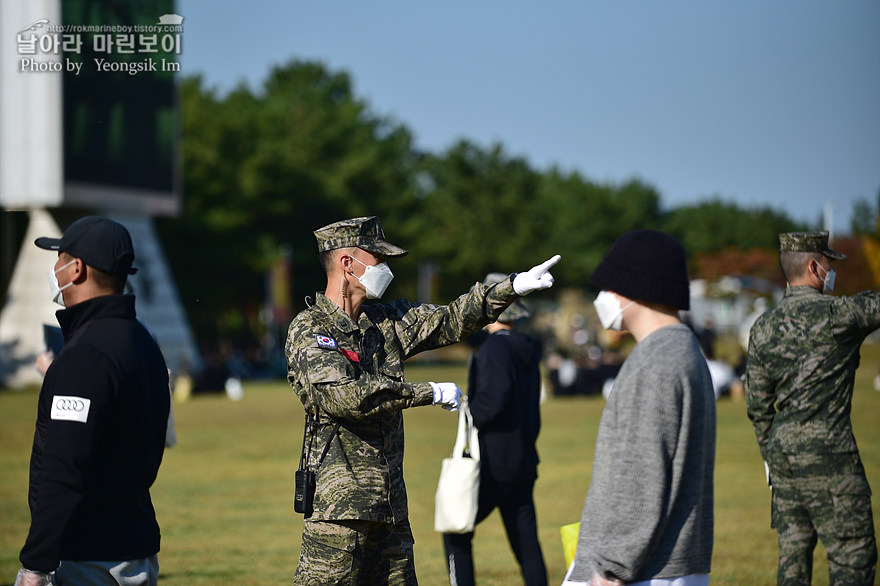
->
[442, 476, 547, 586]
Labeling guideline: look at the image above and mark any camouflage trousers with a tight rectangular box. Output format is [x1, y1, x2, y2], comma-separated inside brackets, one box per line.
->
[292, 519, 417, 586]
[769, 450, 877, 586]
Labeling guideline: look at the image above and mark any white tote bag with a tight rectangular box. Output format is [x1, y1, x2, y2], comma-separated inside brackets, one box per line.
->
[434, 402, 480, 533]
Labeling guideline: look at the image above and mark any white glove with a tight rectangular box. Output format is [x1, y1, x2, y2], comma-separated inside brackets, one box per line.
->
[513, 254, 561, 295]
[764, 461, 772, 490]
[430, 382, 462, 412]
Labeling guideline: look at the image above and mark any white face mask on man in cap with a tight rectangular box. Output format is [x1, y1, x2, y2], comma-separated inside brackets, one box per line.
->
[814, 262, 836, 294]
[48, 259, 76, 307]
[349, 256, 394, 299]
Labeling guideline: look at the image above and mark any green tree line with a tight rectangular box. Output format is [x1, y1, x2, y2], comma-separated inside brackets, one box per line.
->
[157, 60, 808, 353]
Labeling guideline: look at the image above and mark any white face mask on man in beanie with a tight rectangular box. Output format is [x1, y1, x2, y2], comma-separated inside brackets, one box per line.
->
[593, 290, 635, 331]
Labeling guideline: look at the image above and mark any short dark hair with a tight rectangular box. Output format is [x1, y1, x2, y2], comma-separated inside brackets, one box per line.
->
[88, 264, 127, 293]
[779, 251, 821, 282]
[59, 251, 127, 294]
[319, 247, 355, 273]
[318, 249, 336, 273]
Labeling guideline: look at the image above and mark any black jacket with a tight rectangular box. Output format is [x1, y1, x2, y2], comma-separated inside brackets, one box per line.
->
[20, 294, 170, 572]
[467, 329, 542, 483]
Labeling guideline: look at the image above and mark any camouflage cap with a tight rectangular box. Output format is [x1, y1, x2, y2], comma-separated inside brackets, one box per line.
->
[313, 216, 408, 257]
[779, 231, 846, 260]
[484, 272, 531, 322]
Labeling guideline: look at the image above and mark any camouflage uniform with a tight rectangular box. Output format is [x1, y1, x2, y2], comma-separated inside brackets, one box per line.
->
[745, 231, 879, 586]
[285, 217, 520, 585]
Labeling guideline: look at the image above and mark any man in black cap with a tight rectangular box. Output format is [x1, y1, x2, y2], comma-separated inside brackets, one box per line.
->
[746, 231, 878, 585]
[564, 229, 716, 586]
[285, 216, 560, 585]
[15, 216, 170, 586]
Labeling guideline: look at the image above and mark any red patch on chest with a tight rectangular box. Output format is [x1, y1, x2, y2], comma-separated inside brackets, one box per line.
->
[340, 348, 360, 362]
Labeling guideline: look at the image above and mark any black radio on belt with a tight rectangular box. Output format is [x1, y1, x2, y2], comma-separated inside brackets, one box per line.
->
[295, 413, 339, 519]
[294, 469, 316, 516]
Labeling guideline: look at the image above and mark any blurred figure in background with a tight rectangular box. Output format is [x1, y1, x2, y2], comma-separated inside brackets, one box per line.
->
[442, 273, 547, 586]
[697, 317, 716, 360]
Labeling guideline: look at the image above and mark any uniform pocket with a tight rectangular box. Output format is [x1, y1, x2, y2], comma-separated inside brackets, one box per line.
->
[829, 489, 873, 538]
[829, 454, 874, 538]
[305, 347, 353, 384]
[295, 521, 358, 585]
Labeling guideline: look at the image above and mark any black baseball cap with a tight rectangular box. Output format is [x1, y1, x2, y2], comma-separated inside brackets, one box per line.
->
[35, 216, 138, 276]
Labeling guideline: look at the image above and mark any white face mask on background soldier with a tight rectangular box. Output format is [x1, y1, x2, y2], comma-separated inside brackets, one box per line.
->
[815, 262, 836, 294]
[48, 259, 76, 307]
[349, 256, 394, 299]
[593, 290, 634, 331]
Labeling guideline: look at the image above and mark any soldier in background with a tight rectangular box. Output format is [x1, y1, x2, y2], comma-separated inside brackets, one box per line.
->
[284, 216, 559, 585]
[745, 231, 879, 585]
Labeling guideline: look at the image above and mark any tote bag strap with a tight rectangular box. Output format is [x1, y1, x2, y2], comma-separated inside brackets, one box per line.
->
[451, 402, 480, 462]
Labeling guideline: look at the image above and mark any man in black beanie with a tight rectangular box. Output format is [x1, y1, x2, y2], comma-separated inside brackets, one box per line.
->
[564, 230, 716, 586]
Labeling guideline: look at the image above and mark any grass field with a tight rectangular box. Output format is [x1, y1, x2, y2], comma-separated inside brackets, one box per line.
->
[2, 345, 880, 586]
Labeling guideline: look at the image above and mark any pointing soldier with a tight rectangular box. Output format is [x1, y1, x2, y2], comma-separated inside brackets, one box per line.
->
[745, 231, 878, 585]
[284, 216, 560, 585]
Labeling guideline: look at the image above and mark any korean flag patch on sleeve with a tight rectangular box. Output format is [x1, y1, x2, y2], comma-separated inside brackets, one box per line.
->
[315, 335, 338, 349]
[51, 395, 91, 423]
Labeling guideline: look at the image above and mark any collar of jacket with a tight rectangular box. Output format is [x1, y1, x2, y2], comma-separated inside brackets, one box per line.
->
[784, 284, 823, 299]
[56, 294, 137, 340]
[315, 292, 360, 334]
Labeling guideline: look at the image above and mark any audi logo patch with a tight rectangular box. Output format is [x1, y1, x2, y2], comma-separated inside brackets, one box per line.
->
[51, 395, 91, 423]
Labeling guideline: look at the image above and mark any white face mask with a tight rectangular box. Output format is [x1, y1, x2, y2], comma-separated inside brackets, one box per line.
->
[593, 290, 634, 331]
[816, 263, 836, 294]
[350, 256, 394, 299]
[48, 259, 76, 307]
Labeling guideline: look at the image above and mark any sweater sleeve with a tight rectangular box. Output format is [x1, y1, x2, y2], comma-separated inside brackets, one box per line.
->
[580, 370, 684, 582]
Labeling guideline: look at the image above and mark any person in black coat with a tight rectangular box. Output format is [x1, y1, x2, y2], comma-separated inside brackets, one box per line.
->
[16, 217, 170, 586]
[442, 273, 548, 586]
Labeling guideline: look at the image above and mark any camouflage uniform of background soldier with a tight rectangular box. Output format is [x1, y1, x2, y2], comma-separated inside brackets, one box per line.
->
[745, 231, 879, 586]
[285, 216, 560, 585]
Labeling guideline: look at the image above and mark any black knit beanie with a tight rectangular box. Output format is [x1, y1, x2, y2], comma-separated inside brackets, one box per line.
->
[590, 229, 690, 310]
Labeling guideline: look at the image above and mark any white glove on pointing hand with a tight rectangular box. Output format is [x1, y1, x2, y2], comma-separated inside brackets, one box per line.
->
[513, 254, 561, 295]
[430, 382, 462, 412]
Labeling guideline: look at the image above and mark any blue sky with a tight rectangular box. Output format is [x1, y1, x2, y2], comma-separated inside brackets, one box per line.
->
[177, 1, 880, 235]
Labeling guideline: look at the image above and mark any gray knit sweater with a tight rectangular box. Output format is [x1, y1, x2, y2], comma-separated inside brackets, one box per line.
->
[569, 324, 716, 582]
